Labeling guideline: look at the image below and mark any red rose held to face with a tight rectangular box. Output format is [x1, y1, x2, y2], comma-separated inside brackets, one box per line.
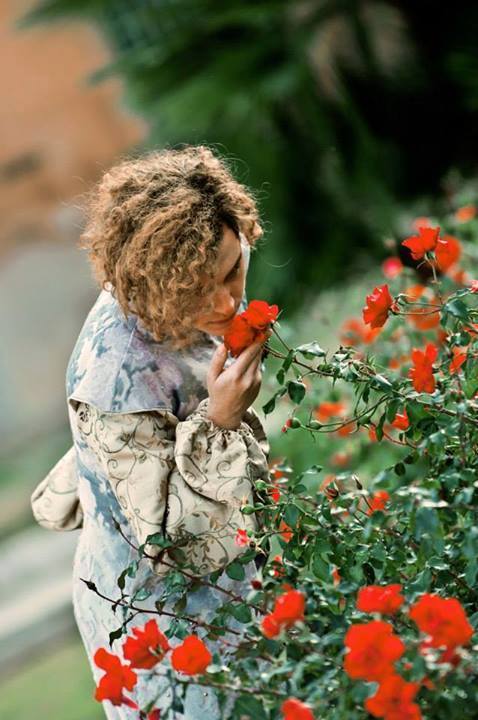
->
[224, 299, 279, 357]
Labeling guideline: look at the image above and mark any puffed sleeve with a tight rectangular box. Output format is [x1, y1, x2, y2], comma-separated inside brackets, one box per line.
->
[75, 397, 271, 578]
[30, 445, 84, 531]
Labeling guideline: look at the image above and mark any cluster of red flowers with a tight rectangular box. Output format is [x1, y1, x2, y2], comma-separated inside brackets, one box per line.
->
[344, 585, 474, 720]
[93, 619, 212, 715]
[261, 587, 306, 638]
[223, 299, 279, 357]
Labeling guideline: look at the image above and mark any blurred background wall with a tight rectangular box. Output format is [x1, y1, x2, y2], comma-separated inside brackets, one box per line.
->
[0, 2, 145, 717]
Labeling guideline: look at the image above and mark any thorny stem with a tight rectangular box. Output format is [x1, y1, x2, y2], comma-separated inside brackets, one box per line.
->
[266, 335, 478, 429]
[112, 519, 265, 613]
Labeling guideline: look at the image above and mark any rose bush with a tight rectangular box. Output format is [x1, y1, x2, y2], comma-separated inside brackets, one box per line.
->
[82, 206, 478, 718]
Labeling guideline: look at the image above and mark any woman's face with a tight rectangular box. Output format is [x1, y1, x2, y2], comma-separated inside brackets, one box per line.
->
[192, 223, 247, 336]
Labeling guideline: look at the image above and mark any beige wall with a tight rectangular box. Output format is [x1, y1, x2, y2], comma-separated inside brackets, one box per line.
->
[0, 0, 147, 257]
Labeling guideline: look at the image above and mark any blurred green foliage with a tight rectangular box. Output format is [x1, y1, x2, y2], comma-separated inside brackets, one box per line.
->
[17, 1, 478, 312]
[0, 636, 103, 720]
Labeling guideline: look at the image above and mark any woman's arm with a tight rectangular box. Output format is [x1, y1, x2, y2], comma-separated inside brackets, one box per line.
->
[75, 400, 271, 578]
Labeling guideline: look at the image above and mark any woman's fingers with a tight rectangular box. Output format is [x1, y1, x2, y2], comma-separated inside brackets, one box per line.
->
[233, 341, 264, 375]
[207, 343, 228, 383]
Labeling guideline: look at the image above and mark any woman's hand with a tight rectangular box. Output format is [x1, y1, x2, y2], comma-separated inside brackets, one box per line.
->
[206, 330, 271, 430]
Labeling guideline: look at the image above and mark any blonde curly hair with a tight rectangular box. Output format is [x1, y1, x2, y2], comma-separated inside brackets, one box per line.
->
[79, 144, 264, 349]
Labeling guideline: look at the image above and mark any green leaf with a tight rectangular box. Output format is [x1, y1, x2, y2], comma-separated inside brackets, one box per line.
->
[283, 349, 295, 372]
[370, 374, 393, 392]
[284, 504, 300, 527]
[233, 695, 265, 717]
[312, 552, 330, 581]
[228, 603, 252, 623]
[262, 395, 276, 414]
[386, 399, 400, 423]
[443, 298, 469, 320]
[225, 562, 246, 581]
[146, 532, 174, 548]
[296, 341, 326, 359]
[287, 380, 306, 404]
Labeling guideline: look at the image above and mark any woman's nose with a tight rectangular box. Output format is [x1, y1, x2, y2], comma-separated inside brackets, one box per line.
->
[214, 288, 236, 316]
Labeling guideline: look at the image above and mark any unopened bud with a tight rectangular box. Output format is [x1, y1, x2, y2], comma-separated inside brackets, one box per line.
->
[352, 474, 363, 490]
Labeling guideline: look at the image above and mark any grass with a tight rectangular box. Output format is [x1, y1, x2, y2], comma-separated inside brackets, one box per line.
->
[0, 634, 104, 720]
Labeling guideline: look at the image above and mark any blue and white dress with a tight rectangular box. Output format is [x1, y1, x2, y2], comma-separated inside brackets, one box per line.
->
[31, 244, 272, 719]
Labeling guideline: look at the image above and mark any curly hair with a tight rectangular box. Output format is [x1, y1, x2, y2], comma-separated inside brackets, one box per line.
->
[79, 144, 264, 349]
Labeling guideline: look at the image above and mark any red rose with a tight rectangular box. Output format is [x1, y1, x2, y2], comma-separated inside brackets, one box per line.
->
[455, 205, 476, 223]
[357, 585, 405, 615]
[242, 299, 279, 329]
[261, 613, 282, 638]
[402, 226, 440, 260]
[122, 619, 170, 670]
[408, 343, 438, 393]
[435, 234, 461, 272]
[367, 490, 390, 515]
[391, 410, 409, 431]
[170, 635, 212, 675]
[344, 621, 405, 682]
[314, 400, 346, 421]
[223, 315, 256, 357]
[363, 284, 394, 329]
[93, 647, 138, 708]
[281, 696, 315, 719]
[409, 594, 473, 649]
[272, 589, 306, 628]
[365, 674, 421, 720]
[449, 347, 467, 375]
[234, 528, 250, 547]
[340, 317, 381, 346]
[223, 299, 278, 357]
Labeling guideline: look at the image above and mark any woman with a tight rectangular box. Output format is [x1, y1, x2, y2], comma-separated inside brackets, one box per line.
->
[31, 145, 273, 719]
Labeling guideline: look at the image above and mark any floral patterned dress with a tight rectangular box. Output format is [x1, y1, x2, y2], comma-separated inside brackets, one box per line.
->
[30, 240, 273, 719]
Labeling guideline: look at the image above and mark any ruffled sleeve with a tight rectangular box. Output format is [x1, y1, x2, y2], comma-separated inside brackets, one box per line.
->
[73, 398, 271, 577]
[30, 446, 84, 531]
